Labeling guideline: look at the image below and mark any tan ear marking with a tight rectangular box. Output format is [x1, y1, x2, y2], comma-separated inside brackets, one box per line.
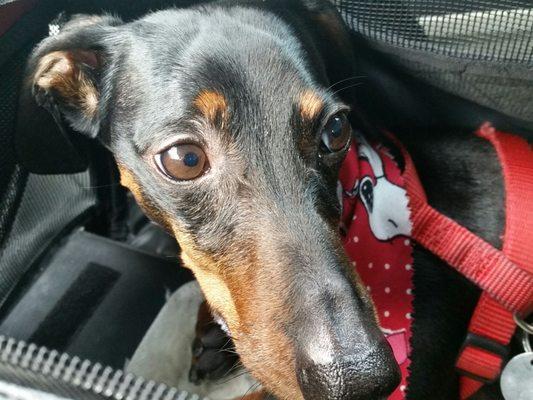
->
[194, 90, 228, 125]
[299, 90, 323, 120]
[34, 50, 99, 117]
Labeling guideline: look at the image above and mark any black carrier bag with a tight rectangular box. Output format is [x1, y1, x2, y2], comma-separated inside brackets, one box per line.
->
[0, 1, 531, 399]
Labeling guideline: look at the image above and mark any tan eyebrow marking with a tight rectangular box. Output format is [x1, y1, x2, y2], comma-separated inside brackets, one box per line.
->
[299, 89, 324, 120]
[194, 90, 228, 125]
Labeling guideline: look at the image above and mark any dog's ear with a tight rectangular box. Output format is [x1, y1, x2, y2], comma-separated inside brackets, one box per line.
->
[16, 15, 122, 174]
[298, 1, 385, 140]
[298, 1, 357, 91]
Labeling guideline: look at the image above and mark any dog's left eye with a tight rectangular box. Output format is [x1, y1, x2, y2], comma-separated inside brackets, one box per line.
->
[154, 144, 208, 181]
[320, 113, 351, 153]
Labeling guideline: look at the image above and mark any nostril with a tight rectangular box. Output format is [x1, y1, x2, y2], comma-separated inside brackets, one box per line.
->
[297, 345, 400, 400]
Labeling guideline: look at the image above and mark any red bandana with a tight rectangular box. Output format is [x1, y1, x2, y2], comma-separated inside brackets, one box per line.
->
[339, 135, 414, 399]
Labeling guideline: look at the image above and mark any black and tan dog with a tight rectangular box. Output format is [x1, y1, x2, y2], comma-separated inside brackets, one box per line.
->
[24, 1, 507, 399]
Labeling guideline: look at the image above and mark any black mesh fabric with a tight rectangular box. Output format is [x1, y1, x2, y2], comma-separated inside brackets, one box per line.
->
[334, 0, 533, 126]
[0, 173, 97, 306]
[335, 1, 532, 62]
[0, 46, 30, 249]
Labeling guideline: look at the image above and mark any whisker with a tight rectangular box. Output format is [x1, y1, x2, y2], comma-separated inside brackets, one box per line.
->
[326, 75, 366, 91]
[223, 361, 242, 376]
[215, 368, 251, 385]
[332, 82, 364, 95]
[222, 364, 244, 379]
[217, 348, 239, 355]
[222, 337, 234, 349]
[81, 183, 121, 190]
[240, 381, 262, 399]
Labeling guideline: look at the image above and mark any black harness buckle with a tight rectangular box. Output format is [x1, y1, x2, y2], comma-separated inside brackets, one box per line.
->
[456, 333, 510, 383]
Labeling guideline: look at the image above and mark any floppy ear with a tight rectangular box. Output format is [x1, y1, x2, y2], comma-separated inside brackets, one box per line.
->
[299, 0, 386, 140]
[16, 15, 121, 174]
[299, 1, 357, 92]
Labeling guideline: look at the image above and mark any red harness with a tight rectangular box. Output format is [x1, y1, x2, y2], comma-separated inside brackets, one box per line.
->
[403, 123, 533, 398]
[340, 123, 533, 399]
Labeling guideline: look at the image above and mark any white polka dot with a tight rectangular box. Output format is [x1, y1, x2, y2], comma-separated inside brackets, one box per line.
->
[352, 215, 357, 221]
[404, 239, 410, 246]
[384, 287, 391, 293]
[400, 385, 406, 392]
[384, 263, 391, 270]
[353, 236, 359, 243]
[351, 261, 356, 267]
[384, 311, 390, 317]
[406, 288, 412, 295]
[405, 264, 412, 271]
[368, 262, 373, 269]
[405, 313, 412, 319]
[366, 285, 371, 292]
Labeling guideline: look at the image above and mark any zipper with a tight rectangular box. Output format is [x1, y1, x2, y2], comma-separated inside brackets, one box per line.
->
[0, 336, 205, 400]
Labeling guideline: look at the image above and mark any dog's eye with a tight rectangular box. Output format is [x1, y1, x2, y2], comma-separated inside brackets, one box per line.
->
[155, 144, 207, 181]
[320, 113, 351, 153]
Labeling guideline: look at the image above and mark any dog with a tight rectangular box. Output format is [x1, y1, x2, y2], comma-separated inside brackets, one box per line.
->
[23, 1, 509, 399]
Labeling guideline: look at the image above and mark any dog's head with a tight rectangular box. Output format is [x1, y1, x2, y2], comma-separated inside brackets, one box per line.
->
[23, 1, 400, 398]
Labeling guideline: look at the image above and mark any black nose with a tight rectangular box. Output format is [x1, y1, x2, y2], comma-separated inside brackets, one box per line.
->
[297, 343, 400, 400]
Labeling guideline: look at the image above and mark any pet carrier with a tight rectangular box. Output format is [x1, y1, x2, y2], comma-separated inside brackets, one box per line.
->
[0, 0, 531, 399]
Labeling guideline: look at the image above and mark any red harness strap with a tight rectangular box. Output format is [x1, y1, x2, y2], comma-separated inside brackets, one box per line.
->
[399, 123, 533, 398]
[457, 125, 533, 398]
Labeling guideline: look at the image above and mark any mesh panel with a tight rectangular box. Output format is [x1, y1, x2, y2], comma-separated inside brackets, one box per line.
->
[334, 0, 533, 125]
[0, 46, 30, 247]
[334, 0, 533, 62]
[0, 173, 97, 306]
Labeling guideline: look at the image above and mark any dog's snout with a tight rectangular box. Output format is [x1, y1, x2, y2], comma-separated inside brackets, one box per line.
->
[292, 278, 400, 400]
[297, 344, 400, 400]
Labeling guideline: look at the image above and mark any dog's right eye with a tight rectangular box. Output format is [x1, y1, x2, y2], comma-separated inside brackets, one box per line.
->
[154, 144, 208, 181]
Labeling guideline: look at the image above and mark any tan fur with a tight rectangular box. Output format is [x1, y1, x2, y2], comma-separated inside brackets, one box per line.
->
[35, 51, 99, 117]
[194, 90, 228, 125]
[299, 89, 323, 120]
[117, 164, 142, 199]
[181, 249, 241, 330]
[117, 164, 173, 232]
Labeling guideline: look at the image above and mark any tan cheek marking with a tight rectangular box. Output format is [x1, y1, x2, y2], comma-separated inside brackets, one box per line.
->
[194, 90, 227, 125]
[117, 165, 143, 202]
[171, 224, 240, 330]
[35, 51, 99, 117]
[117, 164, 173, 231]
[190, 262, 240, 330]
[299, 89, 324, 120]
[177, 225, 303, 399]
